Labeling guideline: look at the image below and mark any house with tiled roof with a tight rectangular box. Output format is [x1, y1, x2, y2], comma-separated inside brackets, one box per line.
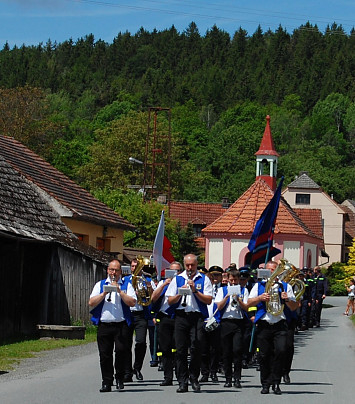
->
[0, 135, 135, 260]
[169, 200, 228, 248]
[282, 172, 347, 265]
[0, 155, 115, 339]
[202, 116, 324, 269]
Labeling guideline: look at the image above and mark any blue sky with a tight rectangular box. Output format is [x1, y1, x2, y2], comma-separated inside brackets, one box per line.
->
[0, 0, 354, 47]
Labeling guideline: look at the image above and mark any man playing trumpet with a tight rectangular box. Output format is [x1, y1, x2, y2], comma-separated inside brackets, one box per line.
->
[89, 259, 136, 393]
[166, 254, 213, 393]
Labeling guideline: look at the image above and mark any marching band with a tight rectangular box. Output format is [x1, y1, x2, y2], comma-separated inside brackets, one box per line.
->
[89, 254, 327, 395]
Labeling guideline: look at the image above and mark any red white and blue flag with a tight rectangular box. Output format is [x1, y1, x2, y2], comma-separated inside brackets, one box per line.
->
[247, 177, 284, 268]
[153, 210, 175, 280]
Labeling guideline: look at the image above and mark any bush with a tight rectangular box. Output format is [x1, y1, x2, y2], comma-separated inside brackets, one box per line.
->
[325, 262, 347, 296]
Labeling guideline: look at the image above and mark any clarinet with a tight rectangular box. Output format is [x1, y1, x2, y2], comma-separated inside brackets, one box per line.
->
[181, 270, 192, 307]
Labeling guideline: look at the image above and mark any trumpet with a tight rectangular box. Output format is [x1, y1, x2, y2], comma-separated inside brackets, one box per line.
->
[107, 273, 115, 302]
[231, 294, 239, 308]
[182, 270, 193, 307]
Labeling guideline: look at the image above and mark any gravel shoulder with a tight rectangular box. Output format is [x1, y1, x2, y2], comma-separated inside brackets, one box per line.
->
[0, 342, 97, 382]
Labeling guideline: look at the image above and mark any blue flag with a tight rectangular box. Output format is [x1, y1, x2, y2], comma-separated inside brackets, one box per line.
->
[247, 177, 284, 268]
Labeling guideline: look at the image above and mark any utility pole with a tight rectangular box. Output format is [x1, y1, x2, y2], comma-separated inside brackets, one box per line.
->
[143, 107, 171, 214]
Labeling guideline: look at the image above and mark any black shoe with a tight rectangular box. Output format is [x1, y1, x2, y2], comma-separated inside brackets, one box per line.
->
[211, 373, 218, 382]
[116, 380, 124, 390]
[99, 384, 111, 393]
[176, 383, 188, 393]
[234, 379, 242, 388]
[300, 325, 308, 331]
[283, 374, 291, 384]
[134, 369, 143, 381]
[123, 375, 133, 382]
[199, 375, 209, 383]
[224, 381, 232, 388]
[190, 379, 201, 392]
[242, 359, 249, 369]
[160, 379, 173, 386]
[261, 385, 269, 394]
[272, 384, 282, 395]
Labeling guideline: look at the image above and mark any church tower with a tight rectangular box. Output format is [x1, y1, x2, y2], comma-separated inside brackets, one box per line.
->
[255, 115, 279, 191]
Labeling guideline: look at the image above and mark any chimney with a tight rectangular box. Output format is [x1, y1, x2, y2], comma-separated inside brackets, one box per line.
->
[222, 197, 230, 209]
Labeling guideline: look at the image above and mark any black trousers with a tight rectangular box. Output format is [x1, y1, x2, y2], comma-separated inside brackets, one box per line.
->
[97, 321, 130, 385]
[283, 319, 296, 375]
[301, 299, 310, 326]
[220, 319, 244, 381]
[313, 295, 324, 324]
[200, 324, 221, 377]
[174, 311, 204, 385]
[125, 311, 148, 376]
[257, 320, 288, 387]
[158, 313, 176, 381]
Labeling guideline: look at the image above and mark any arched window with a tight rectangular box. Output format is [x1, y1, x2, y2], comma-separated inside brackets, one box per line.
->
[307, 249, 312, 268]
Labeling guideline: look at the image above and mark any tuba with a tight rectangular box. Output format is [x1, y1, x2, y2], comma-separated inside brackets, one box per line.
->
[265, 260, 286, 316]
[131, 255, 153, 307]
[278, 260, 305, 301]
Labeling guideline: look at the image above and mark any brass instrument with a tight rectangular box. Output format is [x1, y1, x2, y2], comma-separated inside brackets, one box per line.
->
[265, 259, 287, 316]
[107, 273, 115, 302]
[231, 295, 239, 308]
[132, 255, 153, 307]
[290, 278, 305, 301]
[182, 270, 193, 307]
[278, 260, 305, 301]
[265, 259, 305, 315]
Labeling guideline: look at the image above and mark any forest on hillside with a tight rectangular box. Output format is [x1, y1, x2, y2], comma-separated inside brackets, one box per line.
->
[0, 22, 354, 251]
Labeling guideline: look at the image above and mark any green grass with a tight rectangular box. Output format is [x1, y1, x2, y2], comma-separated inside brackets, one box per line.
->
[0, 325, 97, 371]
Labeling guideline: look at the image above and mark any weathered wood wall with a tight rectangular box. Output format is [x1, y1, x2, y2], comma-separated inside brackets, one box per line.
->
[58, 246, 106, 324]
[0, 234, 107, 341]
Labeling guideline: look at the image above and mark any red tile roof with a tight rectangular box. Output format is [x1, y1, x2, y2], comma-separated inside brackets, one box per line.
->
[293, 208, 324, 239]
[0, 136, 135, 230]
[202, 178, 322, 241]
[169, 201, 226, 227]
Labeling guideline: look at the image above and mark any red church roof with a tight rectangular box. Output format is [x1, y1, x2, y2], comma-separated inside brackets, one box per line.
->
[202, 178, 321, 241]
[169, 201, 226, 227]
[255, 115, 280, 157]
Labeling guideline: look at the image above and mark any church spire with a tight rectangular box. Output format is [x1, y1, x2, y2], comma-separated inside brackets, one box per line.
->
[255, 115, 279, 191]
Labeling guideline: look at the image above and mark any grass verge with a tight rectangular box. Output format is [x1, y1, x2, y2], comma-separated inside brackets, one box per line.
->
[0, 325, 97, 371]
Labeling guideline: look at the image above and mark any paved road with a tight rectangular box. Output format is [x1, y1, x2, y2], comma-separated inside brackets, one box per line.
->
[0, 296, 353, 404]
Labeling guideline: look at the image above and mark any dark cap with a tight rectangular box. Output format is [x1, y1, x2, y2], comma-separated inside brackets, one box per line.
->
[198, 266, 208, 274]
[209, 265, 224, 274]
[239, 265, 250, 279]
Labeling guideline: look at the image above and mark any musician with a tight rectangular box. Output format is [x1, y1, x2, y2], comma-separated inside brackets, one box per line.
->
[200, 266, 223, 383]
[247, 260, 298, 395]
[215, 269, 249, 388]
[151, 261, 184, 386]
[89, 259, 136, 393]
[124, 258, 156, 382]
[166, 253, 213, 393]
[238, 267, 254, 368]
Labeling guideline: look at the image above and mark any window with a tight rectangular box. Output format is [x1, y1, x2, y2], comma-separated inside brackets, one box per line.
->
[296, 193, 310, 204]
[193, 224, 204, 237]
[74, 233, 89, 245]
[96, 237, 111, 252]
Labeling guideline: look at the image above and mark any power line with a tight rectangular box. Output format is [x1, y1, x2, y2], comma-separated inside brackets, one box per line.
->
[66, 0, 354, 35]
